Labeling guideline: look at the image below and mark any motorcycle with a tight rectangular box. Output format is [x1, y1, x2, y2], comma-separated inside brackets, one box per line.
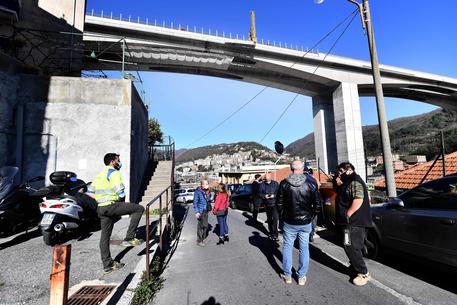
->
[38, 171, 99, 246]
[0, 166, 45, 238]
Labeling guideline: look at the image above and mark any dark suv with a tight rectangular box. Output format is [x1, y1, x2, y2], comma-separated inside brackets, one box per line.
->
[229, 184, 265, 212]
[367, 176, 457, 268]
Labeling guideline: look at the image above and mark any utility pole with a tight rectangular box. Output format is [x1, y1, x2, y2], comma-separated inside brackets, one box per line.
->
[348, 0, 397, 197]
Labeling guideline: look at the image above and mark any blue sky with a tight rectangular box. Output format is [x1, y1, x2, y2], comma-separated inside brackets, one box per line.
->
[87, 0, 457, 149]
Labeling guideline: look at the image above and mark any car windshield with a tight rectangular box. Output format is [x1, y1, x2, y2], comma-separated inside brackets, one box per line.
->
[237, 184, 253, 193]
[175, 189, 185, 194]
[187, 189, 195, 193]
[0, 167, 19, 200]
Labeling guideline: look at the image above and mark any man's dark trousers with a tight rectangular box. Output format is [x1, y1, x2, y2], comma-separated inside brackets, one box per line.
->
[197, 211, 209, 243]
[265, 204, 279, 239]
[343, 226, 368, 275]
[252, 198, 261, 222]
[97, 202, 145, 269]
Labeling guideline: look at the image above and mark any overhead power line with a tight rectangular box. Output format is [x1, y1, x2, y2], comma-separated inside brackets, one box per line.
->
[184, 9, 358, 148]
[258, 10, 359, 145]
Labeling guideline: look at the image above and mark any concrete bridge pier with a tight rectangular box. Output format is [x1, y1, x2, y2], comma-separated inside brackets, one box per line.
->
[313, 82, 366, 181]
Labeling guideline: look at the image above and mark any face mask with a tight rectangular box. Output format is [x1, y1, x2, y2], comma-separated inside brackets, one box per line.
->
[266, 180, 271, 184]
[114, 162, 122, 170]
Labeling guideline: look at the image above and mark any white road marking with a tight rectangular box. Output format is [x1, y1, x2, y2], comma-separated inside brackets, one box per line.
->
[311, 242, 422, 305]
[232, 208, 422, 305]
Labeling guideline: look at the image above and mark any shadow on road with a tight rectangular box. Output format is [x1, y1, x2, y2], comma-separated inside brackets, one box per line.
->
[241, 212, 270, 236]
[0, 229, 41, 250]
[201, 296, 221, 305]
[317, 228, 457, 294]
[248, 231, 283, 276]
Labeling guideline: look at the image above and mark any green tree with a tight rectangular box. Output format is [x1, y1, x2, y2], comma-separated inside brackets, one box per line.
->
[148, 118, 163, 145]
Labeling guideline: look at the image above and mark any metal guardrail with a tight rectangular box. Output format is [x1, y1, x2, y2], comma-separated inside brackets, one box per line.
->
[144, 137, 175, 279]
[149, 136, 175, 162]
[86, 10, 320, 54]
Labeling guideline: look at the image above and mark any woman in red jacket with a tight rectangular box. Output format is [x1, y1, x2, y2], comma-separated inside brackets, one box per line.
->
[212, 183, 230, 245]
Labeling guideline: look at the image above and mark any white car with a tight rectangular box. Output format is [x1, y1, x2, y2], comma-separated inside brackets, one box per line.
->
[175, 188, 195, 203]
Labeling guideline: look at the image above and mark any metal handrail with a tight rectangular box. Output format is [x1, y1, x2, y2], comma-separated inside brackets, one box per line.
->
[145, 185, 173, 277]
[144, 138, 175, 279]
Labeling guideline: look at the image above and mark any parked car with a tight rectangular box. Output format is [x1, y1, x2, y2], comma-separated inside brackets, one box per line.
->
[366, 176, 457, 269]
[227, 183, 241, 195]
[175, 188, 195, 203]
[229, 184, 264, 212]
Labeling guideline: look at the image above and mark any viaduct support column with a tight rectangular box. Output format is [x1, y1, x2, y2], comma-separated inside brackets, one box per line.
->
[312, 82, 366, 181]
[312, 95, 337, 174]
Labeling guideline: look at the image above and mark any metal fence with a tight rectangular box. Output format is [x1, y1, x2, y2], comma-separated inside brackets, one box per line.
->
[148, 136, 175, 162]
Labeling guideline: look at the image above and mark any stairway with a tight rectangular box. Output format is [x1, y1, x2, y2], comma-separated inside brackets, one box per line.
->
[140, 160, 173, 209]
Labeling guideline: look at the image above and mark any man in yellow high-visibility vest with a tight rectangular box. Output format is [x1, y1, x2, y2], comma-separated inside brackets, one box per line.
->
[87, 153, 145, 274]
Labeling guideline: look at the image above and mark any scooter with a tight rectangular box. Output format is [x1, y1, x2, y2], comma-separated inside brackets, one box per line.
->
[0, 166, 45, 238]
[38, 171, 99, 246]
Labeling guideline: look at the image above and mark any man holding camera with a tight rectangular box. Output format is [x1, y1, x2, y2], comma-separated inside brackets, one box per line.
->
[335, 162, 372, 286]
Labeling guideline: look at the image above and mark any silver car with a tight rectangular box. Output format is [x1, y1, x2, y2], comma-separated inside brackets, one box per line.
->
[367, 176, 457, 268]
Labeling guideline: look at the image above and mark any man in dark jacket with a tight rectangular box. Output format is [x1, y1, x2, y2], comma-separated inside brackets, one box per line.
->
[335, 162, 372, 286]
[276, 161, 320, 285]
[251, 174, 263, 223]
[193, 180, 211, 246]
[259, 173, 280, 241]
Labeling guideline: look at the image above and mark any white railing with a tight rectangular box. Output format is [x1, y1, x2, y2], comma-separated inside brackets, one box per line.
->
[86, 9, 319, 54]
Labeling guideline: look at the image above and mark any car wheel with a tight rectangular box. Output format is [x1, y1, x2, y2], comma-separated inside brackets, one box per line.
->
[230, 200, 236, 209]
[364, 229, 380, 259]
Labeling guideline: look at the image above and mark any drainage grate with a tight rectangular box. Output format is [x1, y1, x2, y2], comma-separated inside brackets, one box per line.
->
[67, 285, 116, 305]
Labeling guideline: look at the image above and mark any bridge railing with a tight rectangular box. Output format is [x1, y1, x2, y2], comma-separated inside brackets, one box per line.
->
[86, 9, 320, 54]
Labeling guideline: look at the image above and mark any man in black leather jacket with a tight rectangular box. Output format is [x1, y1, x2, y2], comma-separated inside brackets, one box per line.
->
[276, 160, 320, 286]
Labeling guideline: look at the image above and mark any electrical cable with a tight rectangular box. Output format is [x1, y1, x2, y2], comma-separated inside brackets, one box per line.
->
[258, 10, 359, 144]
[184, 9, 358, 148]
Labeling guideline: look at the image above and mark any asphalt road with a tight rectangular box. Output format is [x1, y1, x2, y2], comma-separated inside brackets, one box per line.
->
[0, 216, 155, 305]
[153, 205, 457, 305]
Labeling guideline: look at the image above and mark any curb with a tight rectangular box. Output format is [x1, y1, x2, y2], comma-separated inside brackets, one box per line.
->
[116, 242, 159, 305]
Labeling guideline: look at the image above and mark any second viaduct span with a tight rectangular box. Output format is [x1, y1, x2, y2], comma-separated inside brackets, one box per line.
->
[83, 13, 457, 178]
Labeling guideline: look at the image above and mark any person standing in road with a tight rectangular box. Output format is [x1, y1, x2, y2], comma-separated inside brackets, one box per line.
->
[88, 153, 145, 274]
[335, 162, 372, 286]
[276, 161, 320, 285]
[260, 173, 280, 241]
[193, 180, 211, 246]
[251, 174, 263, 223]
[304, 166, 320, 242]
[212, 183, 230, 245]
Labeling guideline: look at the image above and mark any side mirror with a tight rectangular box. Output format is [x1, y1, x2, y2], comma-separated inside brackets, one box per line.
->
[274, 141, 284, 155]
[387, 197, 404, 208]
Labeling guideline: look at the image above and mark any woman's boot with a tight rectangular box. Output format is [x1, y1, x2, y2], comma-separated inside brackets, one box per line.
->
[217, 237, 224, 245]
[224, 235, 229, 242]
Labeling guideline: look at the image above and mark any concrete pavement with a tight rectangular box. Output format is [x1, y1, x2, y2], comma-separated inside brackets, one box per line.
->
[0, 215, 157, 305]
[154, 206, 443, 305]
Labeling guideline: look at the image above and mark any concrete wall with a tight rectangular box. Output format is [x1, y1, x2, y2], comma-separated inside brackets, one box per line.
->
[0, 71, 19, 167]
[0, 73, 149, 201]
[0, 0, 86, 75]
[129, 86, 149, 202]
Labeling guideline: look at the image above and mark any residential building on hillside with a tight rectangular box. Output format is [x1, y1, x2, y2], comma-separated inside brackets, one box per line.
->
[405, 155, 427, 164]
[375, 151, 457, 191]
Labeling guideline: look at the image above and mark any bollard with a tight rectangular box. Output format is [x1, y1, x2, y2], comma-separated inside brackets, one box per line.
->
[49, 245, 71, 305]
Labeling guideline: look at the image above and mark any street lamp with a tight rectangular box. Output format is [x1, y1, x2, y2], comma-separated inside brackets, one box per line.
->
[315, 0, 397, 197]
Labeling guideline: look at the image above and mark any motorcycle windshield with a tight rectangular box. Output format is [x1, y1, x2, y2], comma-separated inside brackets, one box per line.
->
[0, 167, 19, 201]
